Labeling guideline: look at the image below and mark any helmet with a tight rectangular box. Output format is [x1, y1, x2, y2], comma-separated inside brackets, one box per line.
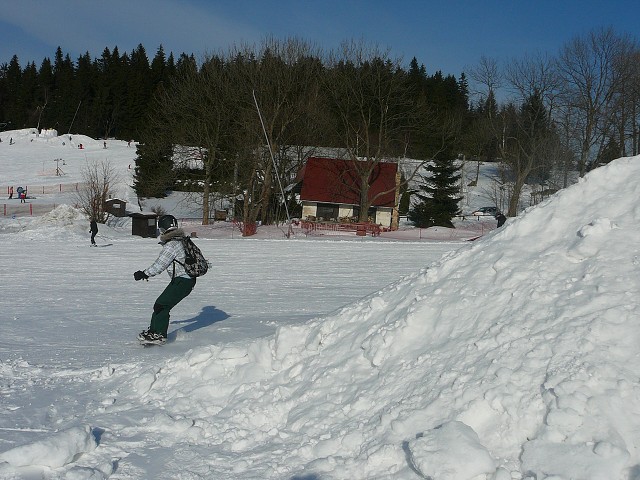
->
[158, 214, 178, 233]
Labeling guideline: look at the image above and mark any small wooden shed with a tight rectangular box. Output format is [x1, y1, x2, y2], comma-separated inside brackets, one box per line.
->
[105, 198, 127, 217]
[129, 212, 158, 238]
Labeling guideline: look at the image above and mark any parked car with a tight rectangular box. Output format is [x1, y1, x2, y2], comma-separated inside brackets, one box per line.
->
[471, 206, 499, 217]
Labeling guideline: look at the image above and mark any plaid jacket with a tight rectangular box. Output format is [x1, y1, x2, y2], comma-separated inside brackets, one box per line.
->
[143, 228, 189, 279]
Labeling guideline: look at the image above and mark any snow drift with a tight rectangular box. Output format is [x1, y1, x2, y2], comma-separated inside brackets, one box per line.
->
[2, 146, 640, 479]
[90, 157, 640, 478]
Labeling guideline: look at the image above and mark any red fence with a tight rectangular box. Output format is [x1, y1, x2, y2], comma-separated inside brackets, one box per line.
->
[301, 220, 381, 237]
[2, 203, 63, 217]
[5, 184, 83, 195]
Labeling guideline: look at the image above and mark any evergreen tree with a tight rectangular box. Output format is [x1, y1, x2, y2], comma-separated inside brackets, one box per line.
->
[0, 62, 7, 125]
[408, 157, 462, 228]
[165, 53, 177, 78]
[150, 45, 167, 87]
[94, 46, 128, 138]
[51, 48, 76, 130]
[5, 56, 24, 127]
[37, 57, 54, 121]
[408, 57, 426, 88]
[133, 136, 175, 197]
[74, 52, 97, 135]
[21, 62, 39, 127]
[176, 53, 197, 77]
[598, 135, 621, 165]
[457, 73, 469, 110]
[124, 44, 152, 138]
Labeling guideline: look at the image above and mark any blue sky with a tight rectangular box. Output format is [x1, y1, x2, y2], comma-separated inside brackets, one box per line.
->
[0, 0, 637, 81]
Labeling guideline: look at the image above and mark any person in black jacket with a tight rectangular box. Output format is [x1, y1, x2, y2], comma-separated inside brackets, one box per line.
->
[90, 219, 98, 245]
[495, 212, 507, 228]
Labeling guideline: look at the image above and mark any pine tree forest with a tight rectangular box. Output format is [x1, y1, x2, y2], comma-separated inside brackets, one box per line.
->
[0, 43, 468, 148]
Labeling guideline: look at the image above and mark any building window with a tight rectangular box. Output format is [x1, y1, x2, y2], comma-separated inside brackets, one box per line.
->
[352, 206, 377, 223]
[316, 203, 339, 221]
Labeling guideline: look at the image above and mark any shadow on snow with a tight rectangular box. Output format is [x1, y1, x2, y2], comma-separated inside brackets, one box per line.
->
[168, 305, 229, 341]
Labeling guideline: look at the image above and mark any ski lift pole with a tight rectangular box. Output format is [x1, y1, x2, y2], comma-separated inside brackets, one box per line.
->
[252, 90, 293, 237]
[67, 101, 81, 135]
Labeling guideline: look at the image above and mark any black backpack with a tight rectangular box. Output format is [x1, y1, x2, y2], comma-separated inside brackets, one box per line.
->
[174, 237, 209, 277]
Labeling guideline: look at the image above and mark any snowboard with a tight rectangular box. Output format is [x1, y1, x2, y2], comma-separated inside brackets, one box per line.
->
[138, 334, 167, 346]
[138, 338, 166, 346]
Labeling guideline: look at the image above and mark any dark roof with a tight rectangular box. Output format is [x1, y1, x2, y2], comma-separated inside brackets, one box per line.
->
[299, 157, 398, 207]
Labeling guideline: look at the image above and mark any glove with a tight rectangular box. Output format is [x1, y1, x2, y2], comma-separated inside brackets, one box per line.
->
[134, 270, 149, 281]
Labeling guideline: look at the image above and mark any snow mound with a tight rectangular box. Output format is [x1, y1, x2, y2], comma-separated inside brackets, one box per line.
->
[94, 156, 640, 478]
[407, 421, 496, 479]
[0, 425, 96, 468]
[0, 204, 90, 238]
[37, 204, 87, 227]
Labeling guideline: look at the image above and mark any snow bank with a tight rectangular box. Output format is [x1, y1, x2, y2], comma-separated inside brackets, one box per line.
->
[0, 425, 96, 468]
[407, 421, 496, 479]
[0, 204, 90, 238]
[90, 156, 640, 478]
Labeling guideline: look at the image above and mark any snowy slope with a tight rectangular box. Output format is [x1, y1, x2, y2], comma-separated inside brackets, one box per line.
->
[81, 155, 637, 479]
[1, 129, 639, 479]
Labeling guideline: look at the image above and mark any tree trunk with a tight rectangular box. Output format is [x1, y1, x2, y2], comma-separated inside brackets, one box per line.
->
[358, 173, 371, 222]
[202, 153, 212, 225]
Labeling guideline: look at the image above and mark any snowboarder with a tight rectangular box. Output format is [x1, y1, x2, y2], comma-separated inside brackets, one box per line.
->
[496, 212, 507, 228]
[90, 219, 98, 245]
[134, 214, 197, 345]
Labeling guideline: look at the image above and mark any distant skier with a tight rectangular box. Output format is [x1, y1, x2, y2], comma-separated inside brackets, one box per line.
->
[133, 214, 197, 345]
[90, 219, 98, 245]
[8, 186, 13, 199]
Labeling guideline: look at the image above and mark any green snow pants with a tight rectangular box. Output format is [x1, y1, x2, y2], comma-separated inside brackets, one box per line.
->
[149, 276, 196, 337]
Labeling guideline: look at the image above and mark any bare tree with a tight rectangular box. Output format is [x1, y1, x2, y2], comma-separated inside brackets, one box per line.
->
[75, 160, 121, 223]
[505, 53, 560, 107]
[461, 116, 494, 184]
[555, 27, 634, 176]
[148, 52, 235, 225]
[500, 53, 562, 215]
[468, 55, 503, 121]
[631, 49, 640, 155]
[468, 53, 561, 216]
[322, 40, 422, 221]
[228, 37, 324, 230]
[605, 37, 639, 159]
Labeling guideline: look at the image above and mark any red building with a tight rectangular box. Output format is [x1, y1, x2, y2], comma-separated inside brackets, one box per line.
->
[296, 157, 400, 229]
